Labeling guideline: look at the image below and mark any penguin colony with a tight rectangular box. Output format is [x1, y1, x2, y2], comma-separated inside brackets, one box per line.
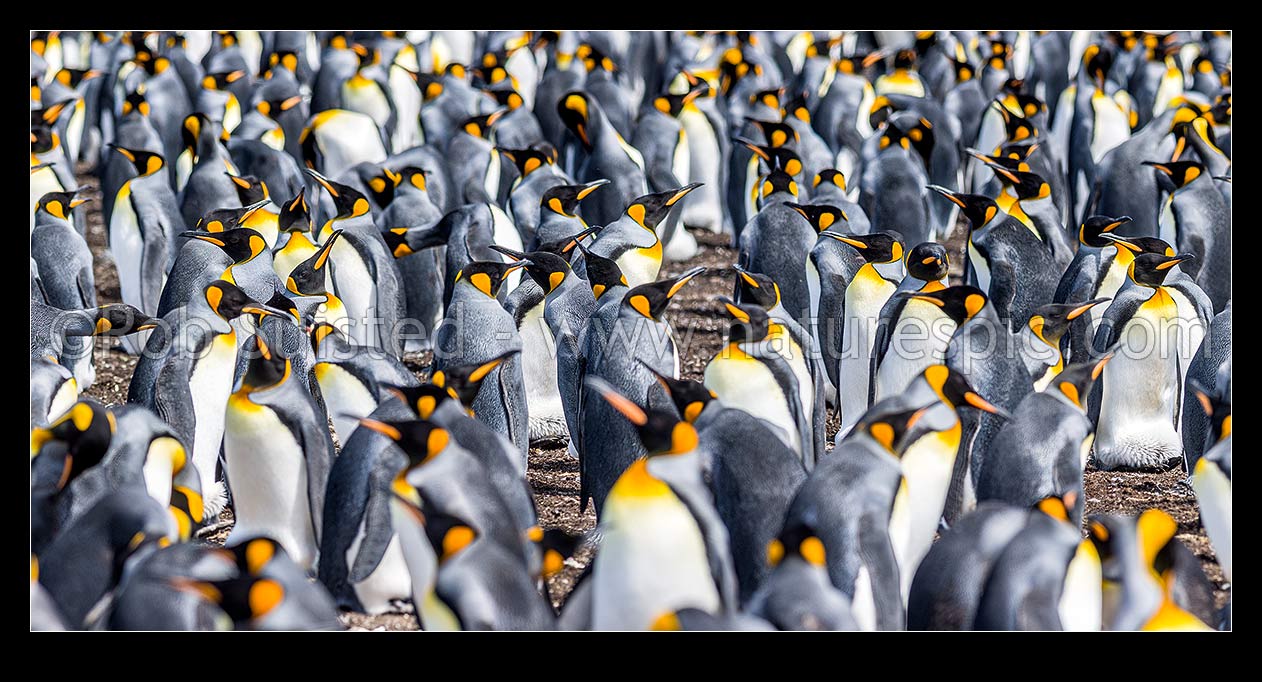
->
[30, 29, 1230, 631]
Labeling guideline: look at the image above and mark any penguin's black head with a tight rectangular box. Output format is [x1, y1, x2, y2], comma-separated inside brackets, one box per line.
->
[718, 296, 773, 344]
[461, 110, 506, 139]
[638, 360, 717, 425]
[491, 246, 572, 293]
[363, 166, 402, 207]
[1028, 299, 1111, 347]
[579, 246, 628, 301]
[900, 285, 989, 325]
[732, 264, 782, 310]
[1051, 351, 1116, 412]
[92, 304, 159, 337]
[814, 169, 848, 193]
[992, 102, 1038, 144]
[184, 223, 269, 263]
[384, 219, 451, 259]
[181, 113, 227, 153]
[1081, 43, 1115, 90]
[759, 169, 799, 201]
[256, 94, 304, 122]
[109, 144, 164, 177]
[279, 190, 312, 234]
[286, 230, 341, 296]
[558, 91, 594, 147]
[719, 47, 761, 95]
[535, 226, 599, 258]
[1142, 160, 1206, 190]
[586, 376, 698, 456]
[361, 417, 453, 471]
[204, 280, 284, 321]
[53, 67, 103, 89]
[177, 574, 287, 626]
[1079, 215, 1133, 248]
[767, 520, 828, 569]
[1189, 377, 1232, 445]
[742, 113, 792, 145]
[651, 86, 704, 118]
[306, 168, 371, 219]
[893, 48, 918, 70]
[226, 173, 270, 205]
[785, 203, 848, 233]
[817, 231, 904, 265]
[1209, 91, 1231, 126]
[35, 189, 91, 221]
[921, 365, 1009, 417]
[31, 398, 114, 490]
[1128, 252, 1194, 288]
[868, 95, 896, 130]
[625, 183, 703, 231]
[905, 242, 950, 282]
[738, 128, 801, 166]
[539, 528, 581, 580]
[386, 383, 459, 420]
[781, 92, 812, 124]
[265, 48, 302, 75]
[928, 186, 1001, 230]
[996, 141, 1040, 165]
[120, 89, 150, 118]
[542, 179, 608, 217]
[894, 115, 936, 165]
[623, 267, 705, 320]
[455, 259, 530, 298]
[987, 165, 1051, 201]
[431, 349, 520, 408]
[486, 87, 525, 110]
[499, 147, 552, 178]
[240, 334, 289, 392]
[202, 69, 247, 92]
[859, 402, 933, 455]
[578, 43, 616, 73]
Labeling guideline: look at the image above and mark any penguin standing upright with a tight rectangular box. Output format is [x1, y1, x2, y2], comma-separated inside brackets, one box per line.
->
[580, 268, 704, 513]
[556, 90, 648, 226]
[500, 147, 572, 246]
[1092, 252, 1212, 470]
[1068, 45, 1132, 224]
[377, 167, 445, 352]
[108, 145, 183, 354]
[737, 170, 813, 323]
[307, 169, 406, 355]
[870, 242, 951, 404]
[977, 355, 1114, 526]
[434, 260, 532, 460]
[859, 116, 934, 245]
[178, 115, 241, 228]
[223, 334, 334, 569]
[31, 190, 98, 388]
[446, 110, 506, 203]
[531, 180, 605, 249]
[1147, 160, 1230, 312]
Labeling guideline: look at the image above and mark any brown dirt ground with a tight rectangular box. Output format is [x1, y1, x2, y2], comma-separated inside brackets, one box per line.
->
[73, 168, 1227, 629]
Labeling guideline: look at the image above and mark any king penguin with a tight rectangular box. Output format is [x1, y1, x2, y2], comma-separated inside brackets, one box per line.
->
[870, 241, 951, 405]
[581, 183, 701, 288]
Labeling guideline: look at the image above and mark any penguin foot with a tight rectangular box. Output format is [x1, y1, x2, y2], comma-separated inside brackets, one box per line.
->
[529, 416, 570, 447]
[1093, 439, 1184, 472]
[201, 480, 229, 519]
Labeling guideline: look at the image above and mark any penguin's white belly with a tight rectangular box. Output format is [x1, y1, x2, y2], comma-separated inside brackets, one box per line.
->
[614, 248, 660, 289]
[261, 126, 285, 151]
[389, 65, 423, 152]
[851, 565, 877, 631]
[484, 149, 501, 202]
[1159, 196, 1177, 246]
[972, 111, 1006, 188]
[224, 398, 317, 568]
[1192, 447, 1232, 582]
[346, 523, 412, 614]
[110, 188, 151, 354]
[1095, 300, 1182, 469]
[838, 276, 896, 429]
[66, 342, 96, 392]
[329, 239, 378, 347]
[855, 82, 876, 137]
[1059, 541, 1103, 631]
[1051, 86, 1077, 164]
[189, 332, 237, 513]
[389, 500, 460, 630]
[834, 148, 859, 187]
[175, 149, 194, 193]
[314, 362, 378, 446]
[888, 479, 913, 602]
[312, 111, 387, 178]
[1153, 68, 1183, 115]
[66, 101, 85, 163]
[343, 82, 391, 131]
[705, 356, 798, 453]
[875, 304, 954, 402]
[1090, 94, 1131, 163]
[520, 304, 566, 441]
[898, 425, 959, 591]
[592, 496, 720, 630]
[48, 377, 78, 423]
[489, 204, 525, 291]
[968, 241, 992, 293]
[679, 109, 721, 231]
[141, 449, 175, 509]
[742, 156, 760, 222]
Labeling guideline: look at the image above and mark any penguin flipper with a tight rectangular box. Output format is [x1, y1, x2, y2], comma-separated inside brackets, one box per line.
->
[152, 357, 198, 450]
[556, 330, 584, 449]
[987, 260, 1020, 330]
[858, 514, 905, 630]
[75, 266, 96, 309]
[868, 295, 906, 403]
[1090, 289, 1146, 355]
[347, 466, 397, 584]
